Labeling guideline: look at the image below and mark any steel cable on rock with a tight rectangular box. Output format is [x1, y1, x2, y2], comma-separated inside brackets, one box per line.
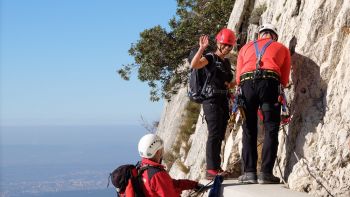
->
[187, 179, 214, 197]
[279, 125, 335, 197]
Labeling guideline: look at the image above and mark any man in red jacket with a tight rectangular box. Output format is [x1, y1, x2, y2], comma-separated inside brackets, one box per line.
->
[138, 134, 202, 196]
[236, 24, 291, 184]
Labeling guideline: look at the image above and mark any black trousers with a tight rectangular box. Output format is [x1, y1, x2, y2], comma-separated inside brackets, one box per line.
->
[241, 79, 281, 174]
[203, 97, 230, 170]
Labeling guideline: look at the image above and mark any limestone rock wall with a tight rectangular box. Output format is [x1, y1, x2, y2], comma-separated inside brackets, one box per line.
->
[156, 87, 190, 152]
[169, 109, 208, 180]
[157, 0, 350, 196]
[243, 0, 349, 196]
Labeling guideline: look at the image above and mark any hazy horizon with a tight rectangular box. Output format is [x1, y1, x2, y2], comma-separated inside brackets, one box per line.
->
[0, 0, 176, 196]
[0, 124, 150, 197]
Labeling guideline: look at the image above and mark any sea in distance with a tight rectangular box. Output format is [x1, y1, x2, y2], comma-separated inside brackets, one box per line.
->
[0, 125, 148, 197]
[15, 189, 115, 197]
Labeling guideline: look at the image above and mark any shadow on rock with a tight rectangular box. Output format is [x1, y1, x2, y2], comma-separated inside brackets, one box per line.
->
[282, 36, 328, 181]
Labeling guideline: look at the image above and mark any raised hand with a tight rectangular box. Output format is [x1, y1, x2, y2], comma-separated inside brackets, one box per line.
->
[199, 35, 209, 50]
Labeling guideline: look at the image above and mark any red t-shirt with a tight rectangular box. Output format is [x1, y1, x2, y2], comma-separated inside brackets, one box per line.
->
[236, 38, 291, 87]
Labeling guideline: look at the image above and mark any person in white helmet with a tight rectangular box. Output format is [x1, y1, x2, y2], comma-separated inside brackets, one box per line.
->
[236, 23, 291, 184]
[137, 134, 202, 197]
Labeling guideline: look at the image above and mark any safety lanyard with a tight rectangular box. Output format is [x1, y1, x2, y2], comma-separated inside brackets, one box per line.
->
[253, 39, 273, 70]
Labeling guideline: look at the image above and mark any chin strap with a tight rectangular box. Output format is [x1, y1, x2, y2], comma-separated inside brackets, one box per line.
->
[217, 45, 230, 56]
[218, 45, 224, 54]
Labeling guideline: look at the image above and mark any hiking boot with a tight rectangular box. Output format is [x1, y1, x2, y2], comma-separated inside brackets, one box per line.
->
[258, 173, 280, 184]
[238, 172, 258, 184]
[206, 169, 230, 180]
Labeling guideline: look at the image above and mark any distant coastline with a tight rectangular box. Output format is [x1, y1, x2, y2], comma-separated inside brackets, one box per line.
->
[14, 188, 115, 197]
[0, 125, 147, 197]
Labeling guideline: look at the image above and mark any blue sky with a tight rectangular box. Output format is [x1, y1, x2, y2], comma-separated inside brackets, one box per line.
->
[0, 0, 177, 126]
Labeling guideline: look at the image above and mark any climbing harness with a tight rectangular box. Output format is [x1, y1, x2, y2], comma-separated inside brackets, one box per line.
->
[253, 39, 274, 81]
[240, 70, 280, 83]
[229, 86, 245, 123]
[256, 85, 292, 125]
[231, 87, 240, 114]
[278, 86, 291, 125]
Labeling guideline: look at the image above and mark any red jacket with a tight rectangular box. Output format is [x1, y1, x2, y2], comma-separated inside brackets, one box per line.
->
[236, 38, 291, 87]
[140, 158, 198, 197]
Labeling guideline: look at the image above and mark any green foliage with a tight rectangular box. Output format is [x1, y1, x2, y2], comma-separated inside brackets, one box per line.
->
[176, 160, 190, 174]
[163, 151, 177, 170]
[117, 0, 236, 101]
[171, 101, 200, 157]
[249, 4, 267, 25]
[178, 101, 201, 143]
[163, 101, 201, 171]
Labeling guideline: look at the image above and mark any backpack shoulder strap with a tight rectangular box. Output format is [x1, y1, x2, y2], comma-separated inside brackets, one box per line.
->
[138, 165, 163, 181]
[203, 52, 218, 74]
[203, 52, 218, 87]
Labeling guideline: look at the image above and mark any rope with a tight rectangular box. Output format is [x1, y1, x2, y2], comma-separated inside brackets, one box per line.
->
[199, 113, 205, 124]
[254, 122, 289, 185]
[292, 152, 335, 197]
[280, 127, 335, 197]
[220, 97, 338, 196]
[276, 125, 288, 186]
[276, 157, 288, 185]
[187, 179, 214, 197]
[253, 119, 334, 197]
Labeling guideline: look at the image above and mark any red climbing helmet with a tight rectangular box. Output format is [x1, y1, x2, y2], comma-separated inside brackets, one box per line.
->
[215, 28, 236, 46]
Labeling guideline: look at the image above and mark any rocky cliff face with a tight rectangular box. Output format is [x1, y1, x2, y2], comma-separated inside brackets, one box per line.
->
[156, 0, 350, 196]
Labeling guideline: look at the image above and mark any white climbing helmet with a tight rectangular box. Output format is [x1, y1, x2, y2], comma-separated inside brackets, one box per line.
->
[258, 23, 278, 38]
[138, 134, 164, 159]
